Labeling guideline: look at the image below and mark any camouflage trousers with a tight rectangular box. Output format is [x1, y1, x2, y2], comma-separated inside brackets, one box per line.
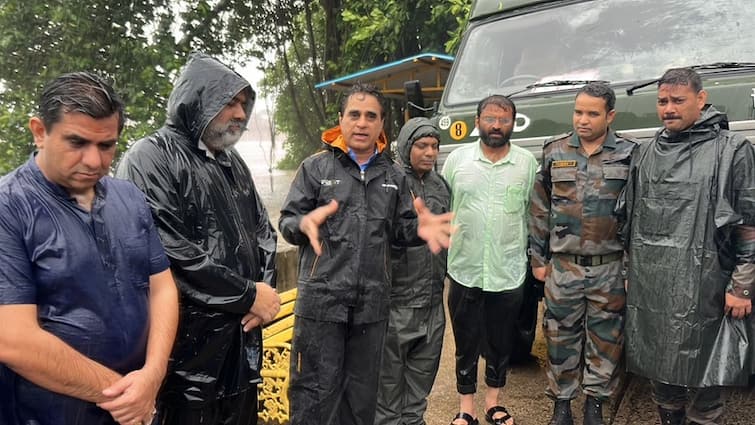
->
[543, 255, 625, 400]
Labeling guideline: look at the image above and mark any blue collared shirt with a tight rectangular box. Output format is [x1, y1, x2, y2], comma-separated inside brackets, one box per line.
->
[348, 147, 379, 171]
[0, 157, 170, 424]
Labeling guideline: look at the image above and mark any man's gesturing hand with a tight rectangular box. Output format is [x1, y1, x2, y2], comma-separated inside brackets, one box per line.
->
[414, 197, 454, 254]
[299, 200, 339, 256]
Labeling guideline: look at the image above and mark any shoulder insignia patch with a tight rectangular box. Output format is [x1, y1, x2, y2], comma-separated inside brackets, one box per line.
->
[614, 132, 640, 145]
[543, 132, 572, 147]
[552, 160, 577, 168]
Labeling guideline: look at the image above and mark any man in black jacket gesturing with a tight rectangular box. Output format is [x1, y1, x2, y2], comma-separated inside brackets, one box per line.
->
[279, 83, 453, 425]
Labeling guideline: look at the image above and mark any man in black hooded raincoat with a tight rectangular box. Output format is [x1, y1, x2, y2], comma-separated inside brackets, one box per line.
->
[116, 52, 281, 425]
[621, 68, 755, 425]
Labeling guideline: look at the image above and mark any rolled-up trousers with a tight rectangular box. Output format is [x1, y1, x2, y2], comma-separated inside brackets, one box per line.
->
[447, 279, 524, 394]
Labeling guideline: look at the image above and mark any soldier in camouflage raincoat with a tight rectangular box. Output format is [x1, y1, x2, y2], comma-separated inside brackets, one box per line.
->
[529, 82, 637, 425]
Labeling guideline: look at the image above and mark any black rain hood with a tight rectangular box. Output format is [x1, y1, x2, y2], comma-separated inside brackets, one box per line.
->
[166, 52, 255, 144]
[390, 117, 449, 308]
[396, 117, 441, 170]
[115, 51, 277, 406]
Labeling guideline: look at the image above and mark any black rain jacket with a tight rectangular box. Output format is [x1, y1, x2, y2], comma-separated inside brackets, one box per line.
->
[391, 117, 450, 308]
[279, 125, 420, 324]
[115, 52, 277, 405]
[621, 105, 755, 386]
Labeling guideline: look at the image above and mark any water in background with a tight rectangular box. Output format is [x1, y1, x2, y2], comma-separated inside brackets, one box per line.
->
[234, 139, 295, 232]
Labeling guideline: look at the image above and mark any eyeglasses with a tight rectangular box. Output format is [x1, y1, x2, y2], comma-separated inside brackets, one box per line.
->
[479, 116, 513, 126]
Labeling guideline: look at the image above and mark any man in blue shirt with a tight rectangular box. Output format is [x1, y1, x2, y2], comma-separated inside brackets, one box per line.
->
[0, 72, 179, 425]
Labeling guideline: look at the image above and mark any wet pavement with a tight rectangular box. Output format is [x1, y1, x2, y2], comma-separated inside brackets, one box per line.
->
[425, 300, 755, 425]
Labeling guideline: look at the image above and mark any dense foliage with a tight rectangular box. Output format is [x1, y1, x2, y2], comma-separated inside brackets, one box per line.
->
[0, 0, 471, 174]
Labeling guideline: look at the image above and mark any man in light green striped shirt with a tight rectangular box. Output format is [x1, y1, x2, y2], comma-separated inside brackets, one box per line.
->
[442, 95, 537, 425]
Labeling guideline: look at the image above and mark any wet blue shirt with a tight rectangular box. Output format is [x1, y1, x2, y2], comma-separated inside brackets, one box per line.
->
[0, 157, 170, 425]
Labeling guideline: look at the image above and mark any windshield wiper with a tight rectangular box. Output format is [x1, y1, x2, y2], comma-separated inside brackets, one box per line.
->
[690, 61, 755, 70]
[506, 80, 608, 98]
[627, 62, 755, 96]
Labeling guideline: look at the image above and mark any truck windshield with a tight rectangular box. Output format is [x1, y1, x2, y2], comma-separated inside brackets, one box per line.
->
[445, 0, 755, 106]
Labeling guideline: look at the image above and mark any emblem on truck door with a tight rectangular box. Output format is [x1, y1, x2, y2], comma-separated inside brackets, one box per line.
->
[514, 113, 531, 132]
[438, 115, 452, 130]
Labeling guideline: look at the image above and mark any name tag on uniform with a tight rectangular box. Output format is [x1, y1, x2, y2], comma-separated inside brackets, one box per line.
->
[552, 160, 577, 168]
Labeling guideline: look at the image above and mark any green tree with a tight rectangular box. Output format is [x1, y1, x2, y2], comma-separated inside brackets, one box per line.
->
[0, 0, 267, 175]
[0, 0, 472, 174]
[257, 0, 472, 168]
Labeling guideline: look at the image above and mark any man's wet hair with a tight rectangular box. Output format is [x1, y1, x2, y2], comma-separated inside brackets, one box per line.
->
[341, 82, 387, 119]
[577, 82, 616, 112]
[658, 68, 703, 93]
[38, 71, 125, 134]
[477, 94, 517, 120]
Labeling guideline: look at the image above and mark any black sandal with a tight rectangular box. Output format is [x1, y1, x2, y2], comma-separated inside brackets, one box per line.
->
[451, 412, 479, 425]
[485, 405, 514, 425]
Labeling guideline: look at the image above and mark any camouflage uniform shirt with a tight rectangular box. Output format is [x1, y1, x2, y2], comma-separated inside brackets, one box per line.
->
[530, 131, 637, 267]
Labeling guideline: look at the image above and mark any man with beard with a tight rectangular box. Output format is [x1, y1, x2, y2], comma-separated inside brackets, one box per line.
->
[529, 82, 637, 425]
[116, 52, 281, 425]
[442, 95, 538, 425]
[621, 68, 755, 425]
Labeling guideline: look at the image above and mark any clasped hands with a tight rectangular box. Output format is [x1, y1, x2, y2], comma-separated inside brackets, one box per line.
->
[97, 368, 160, 424]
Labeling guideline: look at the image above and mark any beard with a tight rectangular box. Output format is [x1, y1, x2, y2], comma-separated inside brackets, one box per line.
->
[202, 119, 245, 151]
[479, 127, 512, 148]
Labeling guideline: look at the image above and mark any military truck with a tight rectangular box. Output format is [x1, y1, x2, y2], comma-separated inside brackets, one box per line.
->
[436, 0, 755, 161]
[434, 0, 755, 361]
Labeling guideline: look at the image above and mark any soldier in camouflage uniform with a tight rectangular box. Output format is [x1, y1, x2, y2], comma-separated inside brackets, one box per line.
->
[529, 82, 637, 425]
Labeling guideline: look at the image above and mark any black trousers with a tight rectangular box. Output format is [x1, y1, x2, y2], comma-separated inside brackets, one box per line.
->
[651, 381, 724, 424]
[158, 388, 257, 425]
[289, 315, 387, 425]
[447, 279, 524, 394]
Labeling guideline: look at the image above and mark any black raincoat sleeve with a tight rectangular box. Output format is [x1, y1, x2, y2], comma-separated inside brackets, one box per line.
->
[279, 162, 318, 246]
[116, 141, 269, 315]
[616, 142, 643, 250]
[728, 141, 755, 297]
[391, 171, 422, 246]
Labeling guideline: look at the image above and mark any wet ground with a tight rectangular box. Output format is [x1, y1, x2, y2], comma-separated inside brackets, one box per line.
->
[425, 300, 755, 425]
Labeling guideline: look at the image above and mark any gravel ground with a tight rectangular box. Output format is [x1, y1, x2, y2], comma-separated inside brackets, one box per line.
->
[424, 292, 754, 425]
